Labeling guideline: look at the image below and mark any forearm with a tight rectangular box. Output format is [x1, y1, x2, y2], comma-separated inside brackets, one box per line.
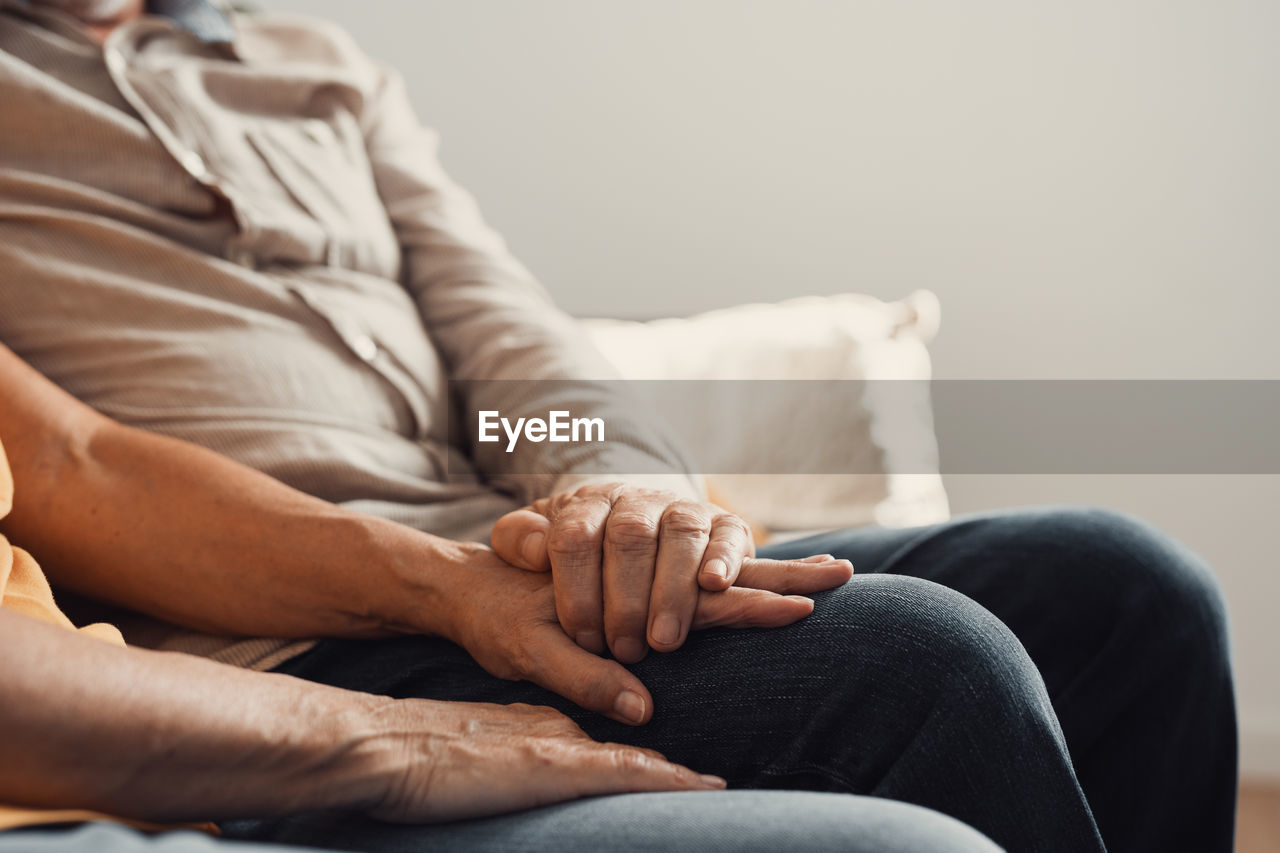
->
[4, 418, 468, 639]
[0, 346, 465, 639]
[0, 608, 387, 822]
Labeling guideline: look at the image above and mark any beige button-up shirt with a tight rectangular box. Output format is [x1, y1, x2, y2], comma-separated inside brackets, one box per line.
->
[0, 2, 694, 667]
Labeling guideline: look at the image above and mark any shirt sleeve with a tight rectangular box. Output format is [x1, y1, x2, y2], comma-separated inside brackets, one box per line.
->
[358, 63, 702, 503]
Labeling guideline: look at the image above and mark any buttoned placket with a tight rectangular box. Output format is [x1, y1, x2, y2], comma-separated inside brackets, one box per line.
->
[102, 19, 259, 270]
[94, 14, 432, 438]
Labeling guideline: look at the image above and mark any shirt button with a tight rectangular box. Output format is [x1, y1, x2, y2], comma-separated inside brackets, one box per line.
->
[351, 334, 379, 363]
[179, 151, 209, 181]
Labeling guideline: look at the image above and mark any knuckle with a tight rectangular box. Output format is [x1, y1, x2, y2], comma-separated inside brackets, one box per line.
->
[546, 491, 575, 514]
[550, 713, 584, 735]
[516, 703, 574, 730]
[711, 513, 752, 541]
[526, 738, 563, 767]
[564, 668, 612, 709]
[555, 598, 600, 634]
[606, 513, 660, 553]
[533, 705, 574, 728]
[610, 747, 653, 777]
[660, 505, 711, 539]
[547, 520, 603, 558]
[606, 604, 649, 629]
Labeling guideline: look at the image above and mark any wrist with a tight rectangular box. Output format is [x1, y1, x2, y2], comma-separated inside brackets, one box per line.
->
[84, 649, 408, 821]
[367, 520, 481, 644]
[273, 684, 402, 816]
[316, 693, 462, 820]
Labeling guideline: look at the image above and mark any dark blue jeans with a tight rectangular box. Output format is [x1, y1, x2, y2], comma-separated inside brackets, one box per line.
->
[226, 506, 1236, 853]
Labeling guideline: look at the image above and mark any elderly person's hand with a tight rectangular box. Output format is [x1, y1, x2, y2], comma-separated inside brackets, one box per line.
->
[490, 483, 853, 662]
[434, 542, 849, 725]
[362, 698, 725, 822]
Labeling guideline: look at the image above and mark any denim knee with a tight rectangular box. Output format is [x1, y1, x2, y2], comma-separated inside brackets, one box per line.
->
[993, 506, 1230, 665]
[806, 574, 1056, 724]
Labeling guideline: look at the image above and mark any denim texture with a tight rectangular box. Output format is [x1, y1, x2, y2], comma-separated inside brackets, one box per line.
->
[210, 506, 1236, 853]
[2, 794, 1001, 853]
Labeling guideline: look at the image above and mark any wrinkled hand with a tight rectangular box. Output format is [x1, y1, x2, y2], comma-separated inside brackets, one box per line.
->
[362, 697, 724, 823]
[490, 483, 853, 661]
[436, 544, 848, 725]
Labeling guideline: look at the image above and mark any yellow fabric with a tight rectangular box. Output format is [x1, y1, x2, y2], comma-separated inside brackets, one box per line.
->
[0, 440, 212, 834]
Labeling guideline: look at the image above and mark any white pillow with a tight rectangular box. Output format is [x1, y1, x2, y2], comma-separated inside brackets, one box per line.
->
[581, 291, 950, 533]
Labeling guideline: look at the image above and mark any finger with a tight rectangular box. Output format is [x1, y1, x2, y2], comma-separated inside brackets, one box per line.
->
[647, 502, 713, 652]
[567, 743, 726, 798]
[602, 492, 665, 663]
[632, 745, 673, 763]
[696, 513, 754, 592]
[491, 509, 553, 571]
[736, 557, 854, 594]
[522, 624, 657, 726]
[544, 495, 614, 654]
[692, 586, 815, 631]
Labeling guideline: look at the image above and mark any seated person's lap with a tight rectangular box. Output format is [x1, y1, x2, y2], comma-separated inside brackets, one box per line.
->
[234, 506, 1233, 853]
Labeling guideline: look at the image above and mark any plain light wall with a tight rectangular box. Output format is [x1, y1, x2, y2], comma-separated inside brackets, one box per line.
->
[265, 0, 1280, 774]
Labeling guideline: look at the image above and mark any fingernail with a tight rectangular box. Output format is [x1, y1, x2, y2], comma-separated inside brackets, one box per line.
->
[614, 690, 647, 724]
[786, 595, 815, 607]
[521, 532, 545, 566]
[613, 636, 647, 662]
[652, 613, 681, 646]
[802, 554, 835, 563]
[704, 558, 728, 580]
[700, 774, 728, 789]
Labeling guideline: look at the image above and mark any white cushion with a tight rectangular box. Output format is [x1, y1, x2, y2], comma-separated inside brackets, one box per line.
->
[581, 291, 950, 532]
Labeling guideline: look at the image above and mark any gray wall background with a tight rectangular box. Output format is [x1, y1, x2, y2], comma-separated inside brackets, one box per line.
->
[265, 0, 1280, 775]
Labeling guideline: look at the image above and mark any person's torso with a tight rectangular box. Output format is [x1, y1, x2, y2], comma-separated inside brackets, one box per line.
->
[0, 6, 499, 527]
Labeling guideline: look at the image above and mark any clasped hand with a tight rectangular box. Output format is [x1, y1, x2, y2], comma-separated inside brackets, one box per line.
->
[325, 484, 855, 822]
[440, 483, 853, 726]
